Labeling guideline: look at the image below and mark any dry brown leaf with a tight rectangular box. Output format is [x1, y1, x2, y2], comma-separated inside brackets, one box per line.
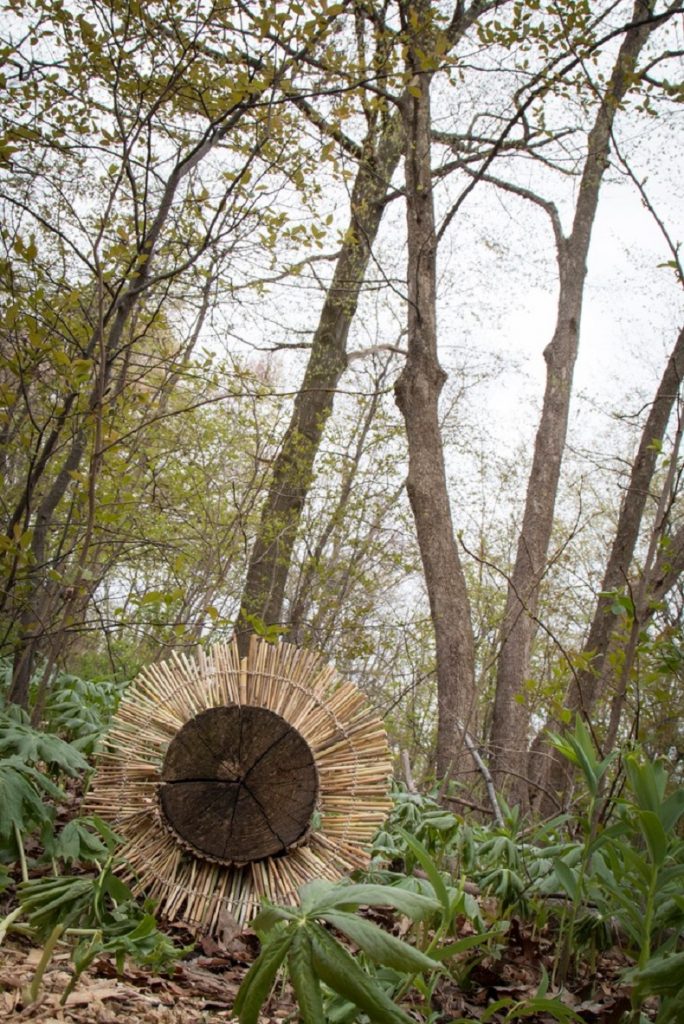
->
[64, 983, 140, 1006]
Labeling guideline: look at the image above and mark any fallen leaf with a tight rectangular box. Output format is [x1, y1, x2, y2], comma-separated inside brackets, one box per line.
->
[64, 983, 139, 1006]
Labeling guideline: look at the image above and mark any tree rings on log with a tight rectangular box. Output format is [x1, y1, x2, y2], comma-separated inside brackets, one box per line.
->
[159, 705, 318, 864]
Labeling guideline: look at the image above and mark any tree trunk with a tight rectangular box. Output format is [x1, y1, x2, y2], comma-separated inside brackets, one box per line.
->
[235, 122, 403, 656]
[395, 0, 476, 782]
[569, 322, 684, 716]
[234, 0, 496, 656]
[489, 0, 661, 806]
[539, 321, 684, 806]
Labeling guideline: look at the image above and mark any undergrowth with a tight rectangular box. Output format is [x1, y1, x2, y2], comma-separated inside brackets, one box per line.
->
[0, 660, 682, 1022]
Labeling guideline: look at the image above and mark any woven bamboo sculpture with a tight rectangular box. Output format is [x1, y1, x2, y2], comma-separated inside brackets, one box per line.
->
[87, 637, 392, 933]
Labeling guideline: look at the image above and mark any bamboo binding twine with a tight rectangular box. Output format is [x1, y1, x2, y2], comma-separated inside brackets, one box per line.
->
[86, 637, 393, 934]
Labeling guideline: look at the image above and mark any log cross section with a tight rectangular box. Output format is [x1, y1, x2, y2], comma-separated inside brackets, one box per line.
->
[159, 705, 318, 864]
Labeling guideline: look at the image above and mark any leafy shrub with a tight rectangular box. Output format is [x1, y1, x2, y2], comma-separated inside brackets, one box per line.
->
[43, 672, 126, 755]
[235, 865, 506, 1024]
[0, 705, 90, 865]
[1, 814, 185, 1005]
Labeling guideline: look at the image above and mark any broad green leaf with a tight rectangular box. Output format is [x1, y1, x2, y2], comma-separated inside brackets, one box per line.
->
[631, 949, 684, 998]
[305, 881, 440, 921]
[103, 872, 133, 904]
[309, 923, 414, 1024]
[625, 755, 666, 815]
[288, 929, 324, 1024]
[637, 809, 668, 867]
[322, 911, 438, 973]
[657, 984, 684, 1024]
[553, 858, 579, 901]
[54, 817, 114, 866]
[121, 913, 157, 942]
[396, 827, 450, 914]
[233, 930, 293, 1024]
[660, 787, 684, 834]
[251, 904, 296, 932]
[299, 878, 336, 912]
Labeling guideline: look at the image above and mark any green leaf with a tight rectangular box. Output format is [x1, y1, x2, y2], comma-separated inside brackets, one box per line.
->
[103, 872, 132, 904]
[322, 911, 439, 973]
[303, 881, 440, 921]
[395, 827, 450, 914]
[553, 858, 579, 901]
[55, 820, 81, 863]
[657, 985, 684, 1024]
[0, 759, 60, 843]
[299, 878, 336, 912]
[625, 755, 666, 815]
[288, 929, 324, 1024]
[631, 949, 684, 998]
[309, 923, 414, 1024]
[0, 718, 88, 775]
[636, 809, 668, 867]
[251, 904, 296, 933]
[660, 787, 684, 834]
[234, 930, 293, 1024]
[431, 926, 508, 961]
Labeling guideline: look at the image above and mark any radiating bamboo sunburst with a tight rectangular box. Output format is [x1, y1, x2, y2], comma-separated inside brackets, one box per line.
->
[87, 637, 392, 934]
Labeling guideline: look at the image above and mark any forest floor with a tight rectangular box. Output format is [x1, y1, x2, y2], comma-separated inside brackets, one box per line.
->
[1, 915, 640, 1024]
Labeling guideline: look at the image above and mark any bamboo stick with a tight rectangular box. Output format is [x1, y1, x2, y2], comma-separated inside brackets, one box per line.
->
[87, 638, 392, 934]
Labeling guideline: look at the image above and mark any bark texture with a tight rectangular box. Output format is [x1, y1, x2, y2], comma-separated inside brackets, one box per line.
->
[489, 0, 662, 805]
[570, 321, 684, 717]
[395, 0, 477, 781]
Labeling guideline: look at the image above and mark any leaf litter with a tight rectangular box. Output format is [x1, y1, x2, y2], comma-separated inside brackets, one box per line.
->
[0, 910, 643, 1023]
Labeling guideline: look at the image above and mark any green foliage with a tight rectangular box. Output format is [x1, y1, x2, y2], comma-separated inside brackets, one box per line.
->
[0, 755, 63, 857]
[12, 859, 184, 1004]
[547, 717, 616, 798]
[2, 802, 184, 1005]
[372, 783, 462, 862]
[43, 672, 126, 755]
[237, 879, 435, 1024]
[370, 756, 684, 1022]
[235, 864, 505, 1024]
[52, 815, 120, 867]
[0, 704, 89, 861]
[0, 704, 89, 775]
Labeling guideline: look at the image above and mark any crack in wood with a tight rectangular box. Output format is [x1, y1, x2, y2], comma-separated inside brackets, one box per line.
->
[158, 704, 318, 864]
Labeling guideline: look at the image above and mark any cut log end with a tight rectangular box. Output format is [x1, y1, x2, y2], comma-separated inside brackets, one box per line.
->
[159, 705, 318, 864]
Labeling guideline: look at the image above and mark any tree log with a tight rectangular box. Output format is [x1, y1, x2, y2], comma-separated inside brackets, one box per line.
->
[159, 706, 318, 864]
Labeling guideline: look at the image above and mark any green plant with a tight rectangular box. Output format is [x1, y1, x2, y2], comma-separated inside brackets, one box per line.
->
[452, 968, 584, 1023]
[546, 720, 684, 1018]
[0, 755, 64, 871]
[43, 672, 126, 755]
[588, 754, 684, 1022]
[627, 949, 684, 1023]
[546, 717, 618, 982]
[235, 879, 440, 1024]
[2, 817, 185, 1005]
[0, 706, 90, 871]
[235, 867, 506, 1024]
[0, 704, 89, 776]
[372, 784, 462, 864]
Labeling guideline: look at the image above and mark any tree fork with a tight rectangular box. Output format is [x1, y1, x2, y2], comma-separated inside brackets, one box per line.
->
[395, 0, 477, 782]
[489, 0, 664, 806]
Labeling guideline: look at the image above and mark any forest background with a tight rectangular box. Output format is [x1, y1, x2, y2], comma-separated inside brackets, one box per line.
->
[1, 0, 683, 815]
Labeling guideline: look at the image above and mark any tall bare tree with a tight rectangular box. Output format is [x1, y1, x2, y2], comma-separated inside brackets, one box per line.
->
[486, 0, 673, 804]
[235, 0, 498, 660]
[394, 0, 478, 779]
